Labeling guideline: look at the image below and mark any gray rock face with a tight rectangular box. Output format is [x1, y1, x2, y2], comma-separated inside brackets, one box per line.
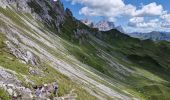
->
[0, 0, 31, 12]
[0, 67, 32, 98]
[95, 20, 115, 31]
[29, 67, 42, 75]
[0, 0, 65, 34]
[0, 0, 16, 8]
[74, 29, 90, 44]
[25, 0, 66, 35]
[74, 29, 89, 39]
[65, 8, 73, 17]
[0, 68, 20, 85]
[6, 41, 39, 66]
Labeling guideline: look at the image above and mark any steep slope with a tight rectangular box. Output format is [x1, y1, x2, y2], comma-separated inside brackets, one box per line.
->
[0, 1, 98, 99]
[0, 0, 170, 100]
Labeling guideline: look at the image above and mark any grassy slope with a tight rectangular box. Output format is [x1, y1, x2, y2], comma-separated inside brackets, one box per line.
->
[0, 7, 97, 100]
[101, 30, 170, 100]
[60, 13, 170, 99]
[1, 1, 170, 99]
[25, 1, 170, 98]
[0, 88, 9, 100]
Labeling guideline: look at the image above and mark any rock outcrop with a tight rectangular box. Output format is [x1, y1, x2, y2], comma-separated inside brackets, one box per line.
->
[6, 41, 39, 66]
[0, 67, 33, 99]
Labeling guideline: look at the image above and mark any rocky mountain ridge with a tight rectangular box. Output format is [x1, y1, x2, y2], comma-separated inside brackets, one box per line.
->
[81, 19, 125, 33]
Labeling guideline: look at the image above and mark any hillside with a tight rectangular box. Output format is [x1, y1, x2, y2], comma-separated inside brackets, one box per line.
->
[0, 0, 170, 100]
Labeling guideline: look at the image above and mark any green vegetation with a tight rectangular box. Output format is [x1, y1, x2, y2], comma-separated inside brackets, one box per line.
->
[0, 88, 10, 100]
[28, 64, 97, 100]
[60, 14, 170, 99]
[102, 29, 170, 80]
[0, 33, 5, 48]
[0, 32, 96, 99]
[61, 15, 110, 75]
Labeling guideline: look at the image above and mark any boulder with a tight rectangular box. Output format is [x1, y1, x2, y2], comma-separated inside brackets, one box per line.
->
[7, 88, 13, 96]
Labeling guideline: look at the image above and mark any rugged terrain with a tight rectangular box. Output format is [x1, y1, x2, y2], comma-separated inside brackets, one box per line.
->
[0, 0, 170, 100]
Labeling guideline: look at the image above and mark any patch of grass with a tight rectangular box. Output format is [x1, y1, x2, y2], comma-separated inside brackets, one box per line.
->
[0, 33, 5, 48]
[0, 52, 29, 75]
[0, 88, 10, 100]
[63, 42, 111, 75]
[137, 84, 170, 100]
[0, 7, 24, 28]
[0, 33, 28, 74]
[0, 32, 96, 99]
[28, 63, 97, 100]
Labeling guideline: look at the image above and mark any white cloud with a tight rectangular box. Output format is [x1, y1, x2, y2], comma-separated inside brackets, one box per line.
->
[128, 17, 170, 30]
[69, 0, 133, 20]
[68, 0, 165, 18]
[77, 0, 126, 18]
[134, 3, 165, 17]
[128, 17, 161, 28]
[67, 0, 170, 32]
[161, 14, 170, 23]
[129, 17, 144, 23]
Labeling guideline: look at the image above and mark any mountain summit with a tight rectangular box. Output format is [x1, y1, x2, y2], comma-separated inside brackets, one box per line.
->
[0, 0, 170, 100]
[95, 20, 115, 31]
[81, 19, 125, 33]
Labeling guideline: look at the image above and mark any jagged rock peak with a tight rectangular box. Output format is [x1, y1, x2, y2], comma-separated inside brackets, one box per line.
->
[95, 20, 115, 31]
[65, 8, 73, 17]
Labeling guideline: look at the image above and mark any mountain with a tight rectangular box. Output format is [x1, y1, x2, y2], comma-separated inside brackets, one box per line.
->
[81, 19, 125, 33]
[94, 20, 115, 31]
[80, 19, 94, 28]
[128, 31, 170, 42]
[115, 25, 125, 33]
[0, 0, 170, 100]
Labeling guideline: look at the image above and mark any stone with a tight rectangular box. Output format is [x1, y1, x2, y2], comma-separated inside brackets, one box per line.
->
[29, 67, 40, 75]
[6, 41, 39, 66]
[7, 88, 13, 96]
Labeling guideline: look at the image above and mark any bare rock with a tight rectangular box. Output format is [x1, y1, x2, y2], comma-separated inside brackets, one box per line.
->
[29, 67, 40, 75]
[7, 88, 13, 96]
[6, 41, 39, 66]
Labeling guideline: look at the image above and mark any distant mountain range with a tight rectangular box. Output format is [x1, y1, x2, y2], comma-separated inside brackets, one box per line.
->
[81, 19, 170, 42]
[128, 31, 170, 42]
[81, 19, 124, 32]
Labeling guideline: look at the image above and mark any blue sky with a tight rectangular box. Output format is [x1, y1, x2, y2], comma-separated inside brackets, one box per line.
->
[61, 0, 170, 33]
